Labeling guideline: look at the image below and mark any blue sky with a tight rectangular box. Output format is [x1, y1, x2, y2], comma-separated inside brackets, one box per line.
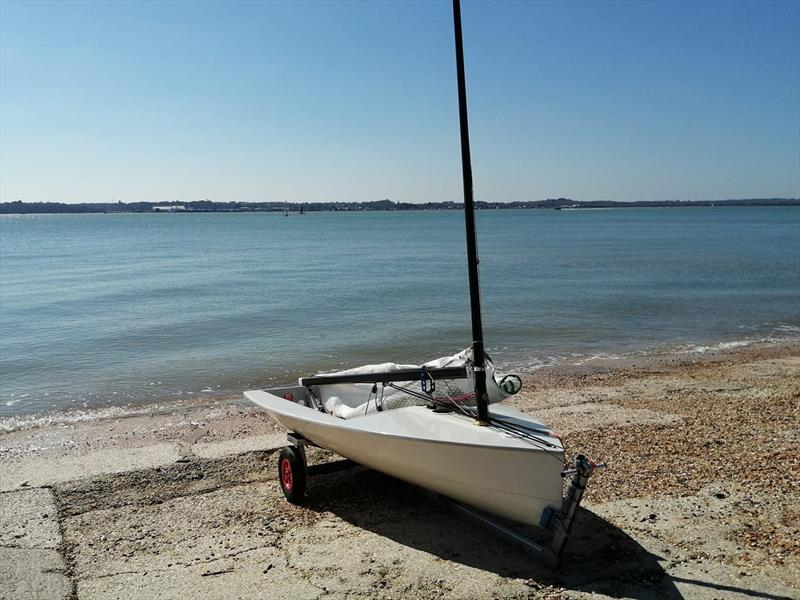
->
[1, 0, 798, 204]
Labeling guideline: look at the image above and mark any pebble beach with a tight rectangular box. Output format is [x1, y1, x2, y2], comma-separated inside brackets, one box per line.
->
[1, 342, 798, 599]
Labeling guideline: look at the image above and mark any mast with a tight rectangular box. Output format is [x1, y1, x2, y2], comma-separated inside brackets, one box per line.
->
[452, 0, 489, 424]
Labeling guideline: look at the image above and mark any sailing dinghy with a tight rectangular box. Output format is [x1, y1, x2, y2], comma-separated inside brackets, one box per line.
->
[244, 0, 603, 567]
[245, 349, 565, 526]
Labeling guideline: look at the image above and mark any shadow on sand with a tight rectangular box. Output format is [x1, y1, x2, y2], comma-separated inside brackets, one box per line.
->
[302, 463, 677, 598]
[300, 463, 790, 600]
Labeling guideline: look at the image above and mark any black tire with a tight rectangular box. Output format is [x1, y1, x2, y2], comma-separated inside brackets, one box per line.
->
[278, 446, 307, 504]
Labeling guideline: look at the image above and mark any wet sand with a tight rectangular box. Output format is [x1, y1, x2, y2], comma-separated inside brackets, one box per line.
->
[1, 342, 798, 599]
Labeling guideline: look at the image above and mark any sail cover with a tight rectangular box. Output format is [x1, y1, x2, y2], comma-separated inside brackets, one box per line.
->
[310, 348, 522, 419]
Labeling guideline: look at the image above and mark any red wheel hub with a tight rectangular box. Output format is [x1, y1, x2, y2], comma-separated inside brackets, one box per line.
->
[280, 458, 293, 491]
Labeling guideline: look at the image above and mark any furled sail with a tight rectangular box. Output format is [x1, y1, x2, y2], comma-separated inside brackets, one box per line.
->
[310, 348, 522, 419]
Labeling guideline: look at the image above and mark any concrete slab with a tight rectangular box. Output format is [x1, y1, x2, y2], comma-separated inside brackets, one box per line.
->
[0, 489, 71, 600]
[0, 488, 61, 549]
[75, 547, 320, 600]
[52, 456, 671, 600]
[192, 433, 286, 459]
[0, 547, 72, 600]
[0, 444, 182, 491]
[61, 473, 545, 600]
[47, 442, 800, 600]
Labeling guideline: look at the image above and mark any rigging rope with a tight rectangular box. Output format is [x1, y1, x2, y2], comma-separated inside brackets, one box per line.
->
[388, 377, 561, 453]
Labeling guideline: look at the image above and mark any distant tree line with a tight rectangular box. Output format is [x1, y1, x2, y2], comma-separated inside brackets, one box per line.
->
[1, 197, 797, 214]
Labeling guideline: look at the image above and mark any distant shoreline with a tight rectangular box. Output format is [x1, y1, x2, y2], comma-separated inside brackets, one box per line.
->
[1, 197, 798, 214]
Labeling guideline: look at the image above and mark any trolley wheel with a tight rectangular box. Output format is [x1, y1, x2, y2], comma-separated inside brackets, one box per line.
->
[278, 446, 307, 504]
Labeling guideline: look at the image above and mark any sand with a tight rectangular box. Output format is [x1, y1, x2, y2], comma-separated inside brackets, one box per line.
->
[1, 342, 798, 599]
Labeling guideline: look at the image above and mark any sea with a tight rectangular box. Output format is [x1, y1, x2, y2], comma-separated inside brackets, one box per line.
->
[1, 207, 798, 427]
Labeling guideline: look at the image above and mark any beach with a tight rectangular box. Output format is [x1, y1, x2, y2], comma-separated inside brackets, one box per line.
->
[1, 341, 797, 599]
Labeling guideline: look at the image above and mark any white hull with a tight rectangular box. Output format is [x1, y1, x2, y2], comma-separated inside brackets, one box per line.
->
[245, 387, 564, 525]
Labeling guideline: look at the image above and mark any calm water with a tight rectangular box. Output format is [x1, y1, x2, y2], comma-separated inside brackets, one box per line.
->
[1, 207, 799, 419]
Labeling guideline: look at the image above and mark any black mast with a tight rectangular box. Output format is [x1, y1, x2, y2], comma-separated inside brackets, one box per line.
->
[452, 0, 489, 424]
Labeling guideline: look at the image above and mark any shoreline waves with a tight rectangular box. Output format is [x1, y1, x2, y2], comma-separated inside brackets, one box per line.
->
[2, 334, 797, 436]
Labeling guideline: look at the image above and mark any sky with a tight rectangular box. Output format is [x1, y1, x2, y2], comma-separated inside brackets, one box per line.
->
[1, 0, 798, 204]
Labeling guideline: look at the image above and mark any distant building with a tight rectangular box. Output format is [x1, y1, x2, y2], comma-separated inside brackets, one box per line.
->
[152, 205, 186, 212]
